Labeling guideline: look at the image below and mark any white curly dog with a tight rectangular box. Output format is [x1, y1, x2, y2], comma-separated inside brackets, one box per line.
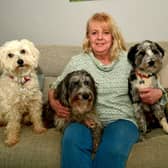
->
[0, 39, 46, 146]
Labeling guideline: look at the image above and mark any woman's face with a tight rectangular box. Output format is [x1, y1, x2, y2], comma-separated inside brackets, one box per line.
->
[88, 21, 113, 57]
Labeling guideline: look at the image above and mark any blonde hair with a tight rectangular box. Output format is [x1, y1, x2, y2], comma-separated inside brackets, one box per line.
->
[82, 12, 127, 61]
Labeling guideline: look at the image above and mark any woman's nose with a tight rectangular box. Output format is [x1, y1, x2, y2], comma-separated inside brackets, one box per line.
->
[97, 33, 103, 39]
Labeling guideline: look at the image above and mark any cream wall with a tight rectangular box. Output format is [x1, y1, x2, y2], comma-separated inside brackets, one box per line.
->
[0, 0, 168, 45]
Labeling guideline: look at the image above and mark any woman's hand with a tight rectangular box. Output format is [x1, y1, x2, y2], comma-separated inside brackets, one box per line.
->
[48, 89, 69, 119]
[138, 88, 162, 105]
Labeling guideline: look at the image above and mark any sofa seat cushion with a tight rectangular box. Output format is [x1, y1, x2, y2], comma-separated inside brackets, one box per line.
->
[1, 126, 168, 168]
[127, 128, 168, 168]
[0, 127, 61, 168]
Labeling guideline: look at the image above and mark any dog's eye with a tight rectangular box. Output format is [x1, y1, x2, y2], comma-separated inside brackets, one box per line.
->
[84, 80, 89, 86]
[152, 49, 159, 55]
[8, 53, 14, 58]
[139, 51, 145, 56]
[20, 49, 26, 54]
[71, 81, 79, 88]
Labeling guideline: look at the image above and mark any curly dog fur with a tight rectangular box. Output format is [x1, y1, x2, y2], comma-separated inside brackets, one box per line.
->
[0, 39, 46, 146]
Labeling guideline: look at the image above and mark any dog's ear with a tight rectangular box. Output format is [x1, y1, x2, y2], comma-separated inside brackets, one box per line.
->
[154, 42, 165, 57]
[56, 74, 70, 107]
[0, 46, 6, 70]
[21, 39, 40, 68]
[127, 43, 139, 66]
[0, 47, 3, 71]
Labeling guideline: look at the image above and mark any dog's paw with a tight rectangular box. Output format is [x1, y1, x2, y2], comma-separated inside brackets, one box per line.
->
[84, 119, 96, 128]
[34, 126, 47, 134]
[5, 137, 19, 147]
[139, 125, 147, 134]
[162, 124, 168, 133]
[160, 118, 168, 133]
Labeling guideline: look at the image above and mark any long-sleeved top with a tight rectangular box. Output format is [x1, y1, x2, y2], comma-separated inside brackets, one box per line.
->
[51, 51, 138, 127]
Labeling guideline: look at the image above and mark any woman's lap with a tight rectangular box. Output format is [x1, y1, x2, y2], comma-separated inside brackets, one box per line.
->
[93, 119, 139, 168]
[61, 119, 139, 168]
[61, 123, 93, 168]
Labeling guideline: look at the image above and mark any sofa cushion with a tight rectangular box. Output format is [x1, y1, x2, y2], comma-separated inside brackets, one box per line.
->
[37, 45, 82, 77]
[0, 127, 61, 168]
[43, 76, 57, 101]
[127, 130, 168, 168]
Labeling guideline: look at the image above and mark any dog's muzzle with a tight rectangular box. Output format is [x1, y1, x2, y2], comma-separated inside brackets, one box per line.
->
[72, 91, 93, 102]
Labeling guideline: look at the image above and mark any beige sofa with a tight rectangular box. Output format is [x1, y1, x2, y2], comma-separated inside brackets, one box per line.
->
[0, 42, 168, 168]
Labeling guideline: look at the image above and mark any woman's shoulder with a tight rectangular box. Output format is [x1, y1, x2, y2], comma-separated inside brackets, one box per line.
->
[119, 50, 129, 62]
[71, 52, 90, 60]
[69, 52, 92, 65]
[119, 50, 127, 58]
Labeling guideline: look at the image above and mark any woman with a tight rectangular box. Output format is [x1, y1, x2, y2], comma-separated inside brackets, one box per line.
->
[48, 12, 163, 168]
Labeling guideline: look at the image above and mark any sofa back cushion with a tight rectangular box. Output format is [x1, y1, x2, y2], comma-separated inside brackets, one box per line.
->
[37, 42, 168, 101]
[38, 45, 82, 77]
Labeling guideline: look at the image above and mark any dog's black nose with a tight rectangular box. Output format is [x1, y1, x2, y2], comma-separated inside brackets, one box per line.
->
[17, 59, 24, 66]
[82, 93, 89, 100]
[148, 61, 154, 66]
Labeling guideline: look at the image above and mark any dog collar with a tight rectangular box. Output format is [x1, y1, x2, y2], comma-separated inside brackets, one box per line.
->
[136, 71, 153, 79]
[21, 76, 31, 85]
[9, 75, 31, 85]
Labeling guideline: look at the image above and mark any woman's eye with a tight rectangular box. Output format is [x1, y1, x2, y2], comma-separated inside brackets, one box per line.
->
[20, 49, 26, 54]
[91, 31, 97, 35]
[104, 31, 110, 34]
[8, 53, 14, 58]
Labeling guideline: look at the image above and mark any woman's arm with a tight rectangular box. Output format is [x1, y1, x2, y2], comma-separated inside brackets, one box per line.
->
[139, 88, 163, 105]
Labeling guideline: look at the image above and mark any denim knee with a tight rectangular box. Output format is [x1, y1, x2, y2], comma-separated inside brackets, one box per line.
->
[93, 120, 139, 168]
[62, 123, 92, 148]
[101, 120, 139, 156]
[61, 123, 93, 168]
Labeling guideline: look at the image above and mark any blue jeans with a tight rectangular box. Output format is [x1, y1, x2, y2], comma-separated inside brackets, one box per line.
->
[61, 119, 139, 168]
